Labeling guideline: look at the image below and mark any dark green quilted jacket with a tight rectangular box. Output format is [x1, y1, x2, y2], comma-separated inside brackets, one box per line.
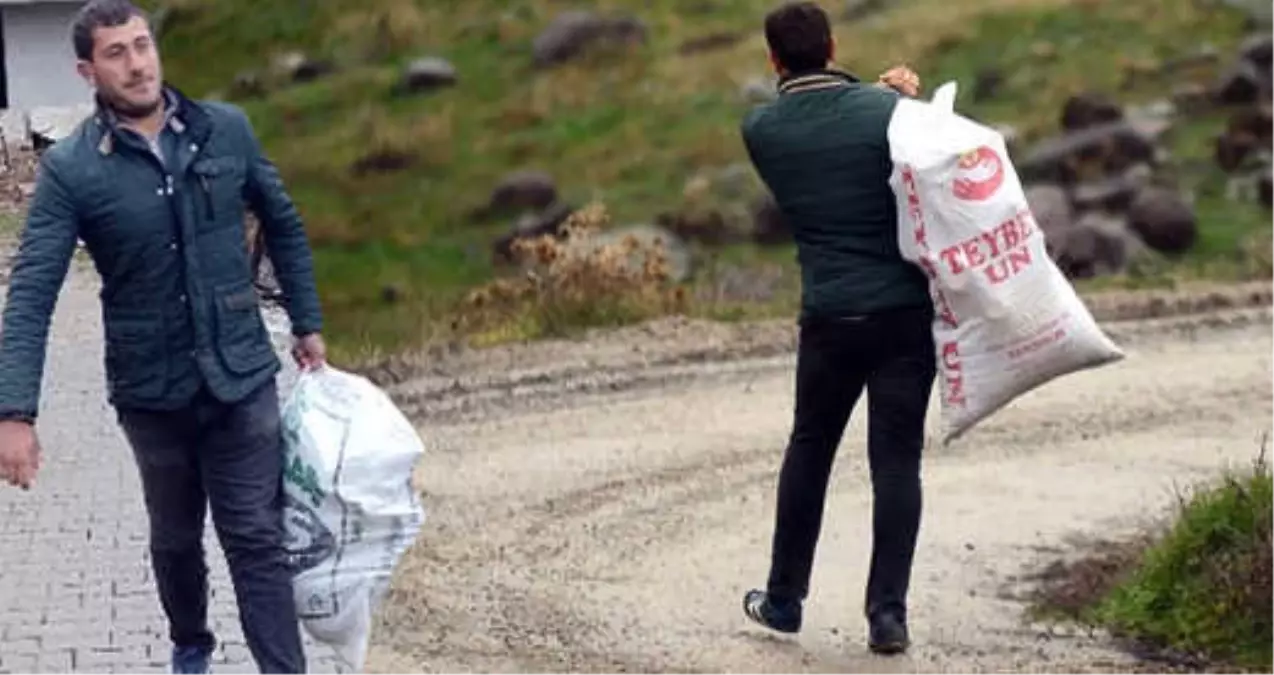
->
[741, 69, 930, 319]
[0, 86, 323, 418]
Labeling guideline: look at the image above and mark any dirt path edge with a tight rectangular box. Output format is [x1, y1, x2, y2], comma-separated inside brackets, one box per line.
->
[371, 281, 1272, 423]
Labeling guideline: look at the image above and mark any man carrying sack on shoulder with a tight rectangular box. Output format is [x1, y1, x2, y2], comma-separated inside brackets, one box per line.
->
[738, 0, 935, 656]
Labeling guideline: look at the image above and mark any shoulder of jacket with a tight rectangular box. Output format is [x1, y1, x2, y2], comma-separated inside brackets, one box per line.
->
[197, 99, 248, 119]
[39, 117, 98, 173]
[194, 99, 255, 140]
[741, 103, 776, 138]
[201, 99, 248, 123]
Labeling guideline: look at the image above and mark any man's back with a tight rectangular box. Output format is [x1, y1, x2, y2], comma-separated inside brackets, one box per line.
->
[741, 71, 930, 318]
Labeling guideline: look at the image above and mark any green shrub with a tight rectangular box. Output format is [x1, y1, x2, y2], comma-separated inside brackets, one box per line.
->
[1032, 450, 1273, 671]
[1093, 455, 1272, 670]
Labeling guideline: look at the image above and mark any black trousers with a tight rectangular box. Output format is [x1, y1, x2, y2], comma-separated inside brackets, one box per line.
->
[765, 307, 936, 621]
[117, 380, 306, 673]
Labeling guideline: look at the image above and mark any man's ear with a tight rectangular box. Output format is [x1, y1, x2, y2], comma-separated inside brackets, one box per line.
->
[768, 50, 782, 76]
[829, 35, 836, 64]
[76, 61, 96, 88]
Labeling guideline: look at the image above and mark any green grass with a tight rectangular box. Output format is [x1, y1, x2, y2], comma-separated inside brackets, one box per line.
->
[0, 212, 21, 236]
[1095, 461, 1272, 670]
[1029, 452, 1273, 671]
[144, 0, 1270, 357]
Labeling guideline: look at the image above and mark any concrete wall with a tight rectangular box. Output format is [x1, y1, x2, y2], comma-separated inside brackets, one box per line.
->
[2, 1, 92, 111]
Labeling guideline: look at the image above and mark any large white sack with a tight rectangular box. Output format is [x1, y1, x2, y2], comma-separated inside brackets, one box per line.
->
[281, 365, 427, 672]
[886, 81, 1125, 443]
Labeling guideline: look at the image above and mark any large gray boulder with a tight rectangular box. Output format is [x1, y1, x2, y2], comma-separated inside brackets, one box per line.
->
[1127, 186, 1197, 254]
[532, 12, 648, 67]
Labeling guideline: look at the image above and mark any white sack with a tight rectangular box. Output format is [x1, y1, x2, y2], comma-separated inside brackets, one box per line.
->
[281, 366, 427, 672]
[886, 81, 1125, 443]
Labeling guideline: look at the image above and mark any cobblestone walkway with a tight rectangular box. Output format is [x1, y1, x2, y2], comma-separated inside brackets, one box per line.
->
[0, 266, 339, 673]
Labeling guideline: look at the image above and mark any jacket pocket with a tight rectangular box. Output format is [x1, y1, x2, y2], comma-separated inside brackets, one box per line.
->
[103, 309, 168, 400]
[191, 156, 246, 231]
[212, 281, 276, 375]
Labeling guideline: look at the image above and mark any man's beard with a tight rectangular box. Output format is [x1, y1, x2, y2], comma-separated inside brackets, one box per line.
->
[100, 87, 163, 121]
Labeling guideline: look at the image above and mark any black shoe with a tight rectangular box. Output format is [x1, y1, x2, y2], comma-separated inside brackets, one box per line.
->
[171, 645, 212, 674]
[742, 589, 802, 633]
[868, 612, 910, 655]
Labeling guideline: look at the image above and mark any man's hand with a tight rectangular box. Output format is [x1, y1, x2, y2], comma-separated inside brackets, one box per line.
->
[0, 420, 40, 490]
[292, 333, 327, 372]
[877, 65, 921, 97]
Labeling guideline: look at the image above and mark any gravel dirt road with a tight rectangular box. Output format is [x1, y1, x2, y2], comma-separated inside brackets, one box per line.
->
[366, 299, 1273, 674]
[0, 238, 1268, 673]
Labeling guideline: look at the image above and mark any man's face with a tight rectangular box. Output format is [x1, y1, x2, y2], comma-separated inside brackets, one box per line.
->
[77, 15, 163, 119]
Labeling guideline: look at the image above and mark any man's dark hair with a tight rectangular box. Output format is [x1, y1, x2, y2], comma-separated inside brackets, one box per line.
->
[72, 0, 149, 61]
[764, 2, 833, 74]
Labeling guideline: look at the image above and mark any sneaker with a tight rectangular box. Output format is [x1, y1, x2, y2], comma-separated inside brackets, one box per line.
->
[867, 612, 910, 655]
[171, 645, 212, 674]
[742, 589, 802, 634]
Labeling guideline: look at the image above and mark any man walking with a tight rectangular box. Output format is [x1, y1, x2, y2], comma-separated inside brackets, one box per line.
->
[738, 1, 935, 656]
[0, 1, 324, 672]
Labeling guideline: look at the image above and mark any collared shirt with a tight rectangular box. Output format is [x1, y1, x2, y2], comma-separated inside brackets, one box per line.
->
[101, 88, 184, 166]
[776, 68, 862, 95]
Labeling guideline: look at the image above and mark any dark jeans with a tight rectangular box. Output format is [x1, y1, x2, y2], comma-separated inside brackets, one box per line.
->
[117, 380, 306, 673]
[766, 306, 936, 621]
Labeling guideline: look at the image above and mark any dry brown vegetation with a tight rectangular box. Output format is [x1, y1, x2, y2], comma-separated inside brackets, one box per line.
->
[454, 203, 690, 344]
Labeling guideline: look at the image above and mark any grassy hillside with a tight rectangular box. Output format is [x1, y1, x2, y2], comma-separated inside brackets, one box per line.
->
[145, 0, 1268, 357]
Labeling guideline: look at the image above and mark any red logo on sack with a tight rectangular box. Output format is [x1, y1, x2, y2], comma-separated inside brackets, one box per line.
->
[952, 146, 1004, 202]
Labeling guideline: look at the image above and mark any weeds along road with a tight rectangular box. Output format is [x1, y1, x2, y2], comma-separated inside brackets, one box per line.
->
[371, 301, 1272, 673]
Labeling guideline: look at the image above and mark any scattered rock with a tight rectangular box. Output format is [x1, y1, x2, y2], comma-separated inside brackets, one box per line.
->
[1214, 59, 1265, 104]
[659, 164, 760, 246]
[1020, 81, 1206, 275]
[678, 31, 743, 56]
[381, 284, 404, 304]
[752, 194, 790, 245]
[398, 57, 458, 94]
[1239, 33, 1273, 69]
[532, 11, 648, 67]
[709, 163, 757, 200]
[492, 201, 576, 263]
[843, 0, 889, 22]
[487, 170, 559, 214]
[1228, 103, 1273, 146]
[274, 51, 334, 83]
[1261, 168, 1272, 208]
[1018, 121, 1157, 184]
[1024, 184, 1073, 250]
[741, 76, 778, 104]
[1060, 92, 1123, 131]
[1127, 186, 1196, 254]
[1051, 213, 1133, 279]
[230, 70, 265, 99]
[1214, 103, 1272, 172]
[972, 68, 1005, 102]
[1215, 129, 1261, 171]
[1071, 164, 1154, 212]
[350, 148, 417, 176]
[658, 208, 733, 246]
